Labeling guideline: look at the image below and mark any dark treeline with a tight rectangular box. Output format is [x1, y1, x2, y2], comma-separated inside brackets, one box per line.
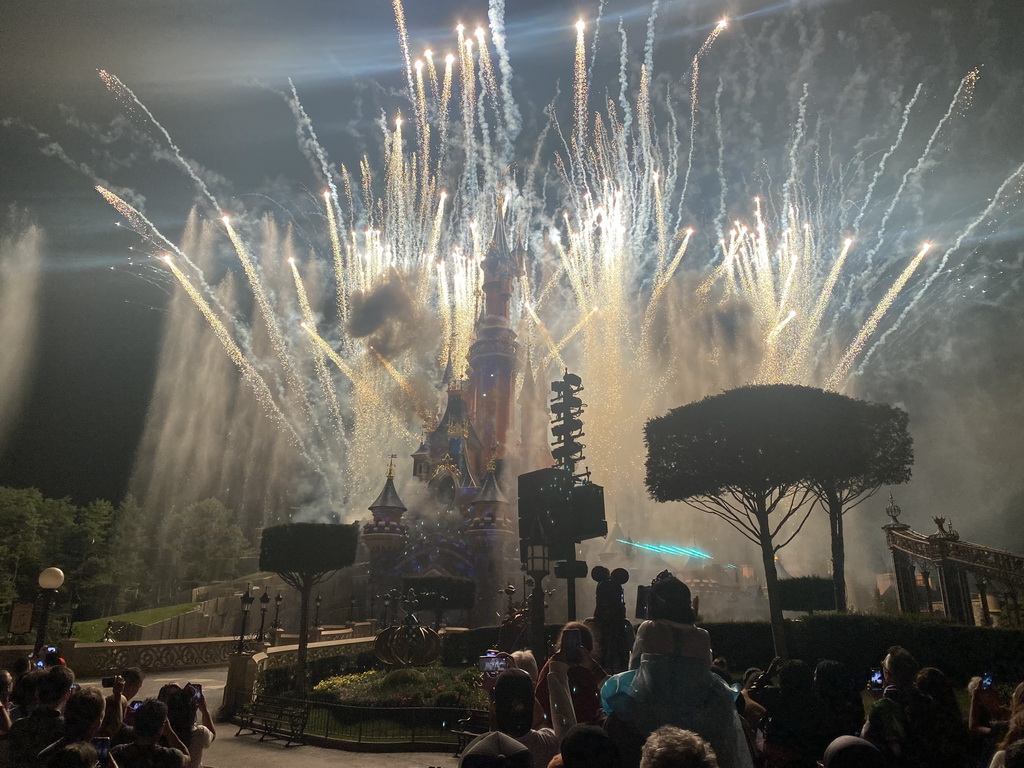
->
[0, 487, 253, 635]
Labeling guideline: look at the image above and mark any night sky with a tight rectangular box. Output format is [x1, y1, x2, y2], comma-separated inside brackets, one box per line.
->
[1, 0, 1023, 562]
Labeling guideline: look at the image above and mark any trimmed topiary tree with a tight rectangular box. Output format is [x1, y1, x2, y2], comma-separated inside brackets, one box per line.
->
[260, 523, 359, 690]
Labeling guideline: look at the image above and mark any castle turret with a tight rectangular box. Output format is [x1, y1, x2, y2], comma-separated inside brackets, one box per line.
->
[362, 458, 408, 606]
[464, 461, 518, 626]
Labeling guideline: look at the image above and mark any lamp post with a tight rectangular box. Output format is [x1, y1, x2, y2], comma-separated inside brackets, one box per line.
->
[313, 594, 322, 628]
[349, 596, 357, 623]
[236, 586, 255, 654]
[257, 588, 271, 642]
[526, 541, 550, 662]
[272, 593, 283, 630]
[34, 567, 65, 654]
[67, 590, 81, 639]
[383, 594, 391, 627]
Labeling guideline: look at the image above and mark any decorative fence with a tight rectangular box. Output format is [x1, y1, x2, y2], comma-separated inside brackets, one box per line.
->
[63, 637, 261, 677]
[305, 701, 482, 748]
[259, 635, 376, 672]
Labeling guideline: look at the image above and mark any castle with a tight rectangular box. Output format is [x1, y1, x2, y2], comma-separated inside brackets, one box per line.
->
[353, 204, 552, 626]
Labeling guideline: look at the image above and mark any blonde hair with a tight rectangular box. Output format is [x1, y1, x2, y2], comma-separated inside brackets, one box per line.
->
[640, 726, 718, 768]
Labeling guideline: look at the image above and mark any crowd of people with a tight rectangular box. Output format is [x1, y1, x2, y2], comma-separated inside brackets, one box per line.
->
[0, 650, 215, 768]
[3, 569, 1023, 768]
[464, 571, 1024, 768]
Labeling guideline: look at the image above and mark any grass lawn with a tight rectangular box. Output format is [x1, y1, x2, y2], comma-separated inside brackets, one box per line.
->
[73, 603, 198, 642]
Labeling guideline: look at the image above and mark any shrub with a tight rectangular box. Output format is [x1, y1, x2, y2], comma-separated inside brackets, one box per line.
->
[382, 668, 427, 689]
[313, 665, 488, 710]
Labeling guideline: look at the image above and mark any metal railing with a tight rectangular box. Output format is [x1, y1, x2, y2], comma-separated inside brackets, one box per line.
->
[243, 695, 485, 747]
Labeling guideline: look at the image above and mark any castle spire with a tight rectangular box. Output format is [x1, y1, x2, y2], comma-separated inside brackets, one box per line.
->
[491, 194, 511, 256]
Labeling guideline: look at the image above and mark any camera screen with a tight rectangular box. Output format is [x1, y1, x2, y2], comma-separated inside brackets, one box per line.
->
[92, 738, 110, 759]
[478, 655, 510, 673]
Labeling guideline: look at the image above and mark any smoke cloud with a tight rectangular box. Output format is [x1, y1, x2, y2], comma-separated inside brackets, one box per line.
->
[0, 214, 43, 452]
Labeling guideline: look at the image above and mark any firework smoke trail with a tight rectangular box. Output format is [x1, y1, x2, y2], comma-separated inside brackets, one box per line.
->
[523, 299, 568, 371]
[858, 156, 1024, 373]
[436, 53, 456, 175]
[825, 243, 932, 389]
[221, 216, 308, 413]
[785, 237, 853, 381]
[587, 0, 607, 88]
[850, 84, 923, 236]
[161, 254, 321, 473]
[782, 86, 810, 216]
[95, 186, 227, 309]
[472, 34, 499, 199]
[323, 192, 348, 324]
[369, 347, 432, 421]
[457, 25, 480, 225]
[99, 71, 224, 217]
[302, 324, 413, 439]
[287, 82, 351, 321]
[289, 256, 344, 431]
[475, 27, 498, 108]
[862, 70, 980, 269]
[714, 81, 727, 243]
[642, 228, 694, 351]
[286, 80, 341, 205]
[617, 20, 633, 139]
[392, 0, 415, 101]
[413, 59, 431, 198]
[544, 308, 599, 366]
[487, 0, 522, 166]
[678, 20, 727, 214]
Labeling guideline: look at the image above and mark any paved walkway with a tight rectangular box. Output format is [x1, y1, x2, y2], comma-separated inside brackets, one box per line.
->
[78, 667, 459, 767]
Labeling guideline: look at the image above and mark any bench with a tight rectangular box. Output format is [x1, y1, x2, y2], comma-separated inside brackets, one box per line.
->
[450, 710, 490, 756]
[235, 694, 308, 747]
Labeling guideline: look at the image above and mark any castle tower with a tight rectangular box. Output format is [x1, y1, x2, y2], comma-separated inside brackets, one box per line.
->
[362, 458, 408, 608]
[464, 461, 518, 626]
[467, 201, 524, 478]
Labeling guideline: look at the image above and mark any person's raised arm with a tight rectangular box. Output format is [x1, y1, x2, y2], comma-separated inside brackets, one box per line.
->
[198, 694, 216, 740]
[99, 677, 125, 737]
[0, 698, 11, 737]
[160, 716, 191, 762]
[547, 653, 578, 742]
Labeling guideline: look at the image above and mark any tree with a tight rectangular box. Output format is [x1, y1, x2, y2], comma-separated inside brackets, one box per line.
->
[807, 400, 912, 612]
[166, 499, 253, 590]
[259, 523, 359, 690]
[645, 384, 870, 658]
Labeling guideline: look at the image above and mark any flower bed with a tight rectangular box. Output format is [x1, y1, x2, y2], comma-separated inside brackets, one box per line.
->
[313, 665, 489, 710]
